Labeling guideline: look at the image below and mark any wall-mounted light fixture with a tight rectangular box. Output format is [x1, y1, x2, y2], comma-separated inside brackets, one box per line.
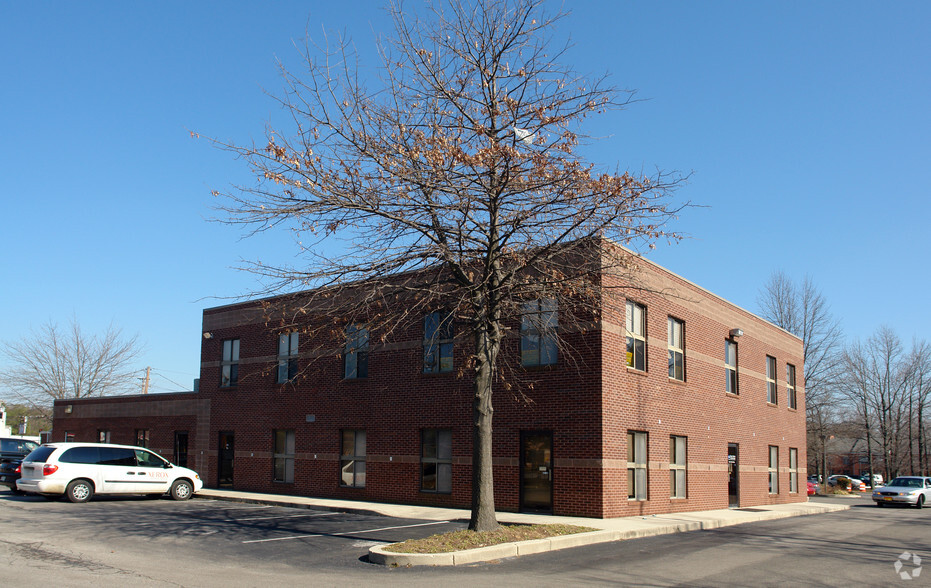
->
[203, 332, 213, 339]
[729, 328, 744, 338]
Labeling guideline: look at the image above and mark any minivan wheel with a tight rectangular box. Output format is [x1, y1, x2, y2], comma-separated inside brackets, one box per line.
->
[170, 479, 193, 501]
[66, 479, 94, 503]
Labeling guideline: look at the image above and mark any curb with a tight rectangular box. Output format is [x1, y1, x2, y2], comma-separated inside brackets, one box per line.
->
[368, 504, 848, 567]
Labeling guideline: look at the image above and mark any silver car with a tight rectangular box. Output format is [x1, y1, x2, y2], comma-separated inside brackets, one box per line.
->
[872, 476, 931, 508]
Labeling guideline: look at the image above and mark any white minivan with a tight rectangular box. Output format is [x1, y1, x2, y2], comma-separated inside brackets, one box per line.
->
[17, 442, 203, 503]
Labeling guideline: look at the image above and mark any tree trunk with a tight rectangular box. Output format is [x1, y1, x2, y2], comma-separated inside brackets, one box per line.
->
[470, 319, 500, 532]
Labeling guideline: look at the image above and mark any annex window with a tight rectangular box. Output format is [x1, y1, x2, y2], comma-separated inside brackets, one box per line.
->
[174, 431, 189, 468]
[344, 324, 369, 379]
[221, 338, 240, 388]
[626, 302, 646, 371]
[667, 317, 685, 381]
[789, 447, 798, 493]
[766, 356, 778, 404]
[135, 429, 150, 448]
[421, 428, 452, 493]
[273, 429, 295, 483]
[97, 430, 110, 444]
[340, 429, 366, 488]
[725, 340, 738, 395]
[277, 332, 299, 384]
[787, 364, 797, 409]
[627, 431, 648, 500]
[768, 445, 779, 494]
[424, 312, 454, 374]
[670, 435, 687, 499]
[521, 299, 558, 367]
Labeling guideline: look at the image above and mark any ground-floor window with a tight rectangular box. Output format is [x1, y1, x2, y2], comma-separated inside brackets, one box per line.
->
[627, 431, 648, 500]
[135, 429, 150, 448]
[768, 445, 779, 494]
[273, 429, 295, 483]
[421, 428, 452, 493]
[340, 429, 366, 488]
[670, 435, 687, 499]
[174, 431, 189, 468]
[789, 447, 798, 493]
[97, 430, 110, 443]
[64, 431, 75, 442]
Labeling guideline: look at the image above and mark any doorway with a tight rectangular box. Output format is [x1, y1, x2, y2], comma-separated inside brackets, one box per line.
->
[728, 443, 739, 507]
[218, 431, 234, 488]
[520, 431, 553, 513]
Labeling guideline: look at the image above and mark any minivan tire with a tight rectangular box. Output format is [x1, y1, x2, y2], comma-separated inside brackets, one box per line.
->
[66, 479, 94, 503]
[170, 479, 193, 501]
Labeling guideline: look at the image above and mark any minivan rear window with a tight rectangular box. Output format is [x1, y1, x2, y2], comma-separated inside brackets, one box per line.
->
[24, 446, 57, 463]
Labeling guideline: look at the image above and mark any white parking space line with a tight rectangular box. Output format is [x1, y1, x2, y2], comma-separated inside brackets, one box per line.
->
[234, 512, 341, 522]
[241, 520, 451, 544]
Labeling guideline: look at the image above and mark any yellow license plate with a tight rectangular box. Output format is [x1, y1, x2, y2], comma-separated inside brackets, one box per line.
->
[884, 497, 893, 501]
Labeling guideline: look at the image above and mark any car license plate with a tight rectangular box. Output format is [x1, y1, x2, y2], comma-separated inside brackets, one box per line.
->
[884, 497, 893, 501]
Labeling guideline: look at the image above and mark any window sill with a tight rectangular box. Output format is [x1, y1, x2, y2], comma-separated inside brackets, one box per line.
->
[667, 377, 687, 386]
[419, 490, 453, 495]
[725, 392, 739, 398]
[626, 366, 648, 376]
[522, 363, 558, 371]
[766, 402, 779, 408]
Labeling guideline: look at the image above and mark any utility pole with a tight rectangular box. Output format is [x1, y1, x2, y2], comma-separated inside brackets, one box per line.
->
[142, 367, 151, 395]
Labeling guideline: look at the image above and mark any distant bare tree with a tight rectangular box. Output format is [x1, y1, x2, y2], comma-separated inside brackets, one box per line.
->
[208, 0, 685, 530]
[0, 319, 142, 417]
[757, 271, 843, 482]
[907, 340, 931, 475]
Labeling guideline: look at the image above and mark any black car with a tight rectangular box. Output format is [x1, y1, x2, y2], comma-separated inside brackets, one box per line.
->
[0, 437, 41, 493]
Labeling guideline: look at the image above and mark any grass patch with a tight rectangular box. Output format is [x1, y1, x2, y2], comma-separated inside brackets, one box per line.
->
[384, 524, 598, 554]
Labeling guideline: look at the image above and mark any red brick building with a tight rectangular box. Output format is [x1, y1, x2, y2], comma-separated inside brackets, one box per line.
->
[53, 250, 806, 518]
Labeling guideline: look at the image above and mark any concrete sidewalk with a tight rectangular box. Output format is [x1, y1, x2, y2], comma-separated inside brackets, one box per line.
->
[196, 488, 849, 566]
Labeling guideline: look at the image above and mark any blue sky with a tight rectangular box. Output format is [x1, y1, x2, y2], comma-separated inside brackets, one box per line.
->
[1, 1, 928, 394]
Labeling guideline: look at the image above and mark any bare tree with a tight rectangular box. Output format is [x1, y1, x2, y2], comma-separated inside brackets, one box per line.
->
[906, 340, 930, 475]
[757, 271, 843, 483]
[208, 0, 684, 531]
[0, 319, 143, 417]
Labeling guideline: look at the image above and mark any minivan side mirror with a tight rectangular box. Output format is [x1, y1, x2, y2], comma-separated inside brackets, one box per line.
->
[163, 462, 173, 469]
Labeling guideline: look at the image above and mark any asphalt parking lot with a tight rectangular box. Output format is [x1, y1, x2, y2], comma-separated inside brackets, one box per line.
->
[0, 491, 467, 569]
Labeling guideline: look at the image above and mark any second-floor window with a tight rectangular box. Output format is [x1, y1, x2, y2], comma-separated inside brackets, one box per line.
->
[787, 364, 797, 409]
[668, 317, 685, 381]
[725, 340, 738, 395]
[521, 299, 558, 366]
[344, 324, 369, 379]
[626, 302, 646, 371]
[424, 312, 454, 373]
[277, 332, 299, 383]
[766, 356, 777, 404]
[221, 338, 240, 387]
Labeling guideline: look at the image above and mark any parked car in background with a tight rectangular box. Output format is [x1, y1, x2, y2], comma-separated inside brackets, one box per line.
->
[860, 473, 884, 487]
[16, 442, 202, 503]
[0, 437, 41, 494]
[873, 476, 931, 508]
[807, 480, 819, 496]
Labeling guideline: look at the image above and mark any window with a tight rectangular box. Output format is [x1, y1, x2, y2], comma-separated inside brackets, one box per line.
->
[424, 312, 454, 373]
[344, 324, 369, 379]
[787, 364, 797, 409]
[64, 431, 75, 442]
[273, 430, 295, 483]
[340, 429, 366, 487]
[768, 445, 779, 494]
[221, 338, 240, 387]
[766, 356, 777, 404]
[725, 340, 738, 395]
[670, 436, 687, 498]
[627, 431, 648, 500]
[174, 431, 189, 468]
[789, 448, 798, 493]
[97, 430, 110, 444]
[421, 429, 452, 493]
[521, 299, 558, 366]
[135, 429, 150, 448]
[626, 302, 646, 371]
[277, 332, 299, 383]
[667, 317, 685, 381]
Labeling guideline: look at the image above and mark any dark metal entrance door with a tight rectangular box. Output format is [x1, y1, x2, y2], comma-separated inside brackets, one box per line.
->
[728, 443, 739, 507]
[521, 431, 553, 513]
[218, 431, 234, 488]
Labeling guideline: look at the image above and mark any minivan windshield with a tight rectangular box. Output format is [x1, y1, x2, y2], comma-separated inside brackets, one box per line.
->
[23, 446, 56, 463]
